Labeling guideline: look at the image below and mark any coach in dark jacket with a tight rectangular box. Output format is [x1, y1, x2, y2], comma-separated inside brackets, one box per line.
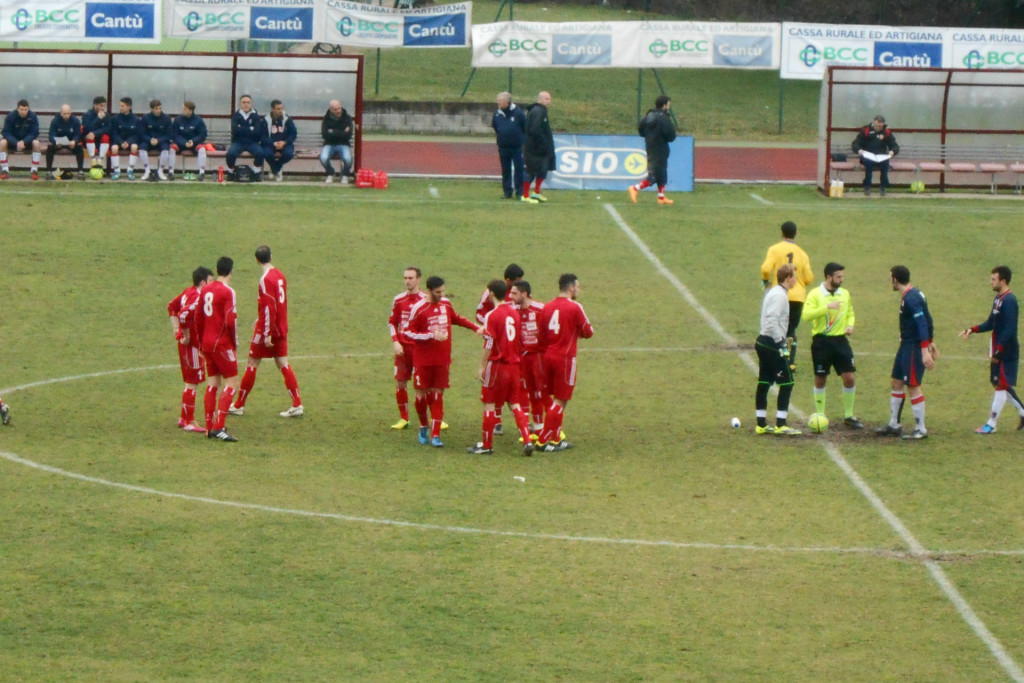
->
[227, 93, 264, 178]
[852, 115, 899, 196]
[320, 100, 353, 181]
[524, 91, 556, 201]
[492, 91, 527, 200]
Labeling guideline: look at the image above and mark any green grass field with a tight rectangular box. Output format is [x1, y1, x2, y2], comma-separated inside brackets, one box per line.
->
[2, 179, 1024, 681]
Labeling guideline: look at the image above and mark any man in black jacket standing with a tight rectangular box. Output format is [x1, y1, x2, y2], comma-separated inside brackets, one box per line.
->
[320, 99, 353, 184]
[492, 91, 530, 203]
[852, 115, 899, 197]
[628, 95, 676, 205]
[523, 91, 555, 202]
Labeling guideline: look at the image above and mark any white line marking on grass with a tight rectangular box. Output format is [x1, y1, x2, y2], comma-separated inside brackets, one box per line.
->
[603, 203, 1024, 683]
[749, 193, 773, 205]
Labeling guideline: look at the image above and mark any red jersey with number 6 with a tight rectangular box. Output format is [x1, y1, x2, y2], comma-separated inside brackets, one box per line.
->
[483, 302, 523, 364]
[197, 280, 238, 354]
[258, 267, 288, 341]
[539, 297, 593, 359]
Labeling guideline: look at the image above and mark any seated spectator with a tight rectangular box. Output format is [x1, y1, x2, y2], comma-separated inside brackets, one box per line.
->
[320, 99, 353, 184]
[0, 99, 41, 180]
[226, 94, 263, 182]
[45, 104, 84, 180]
[109, 97, 141, 181]
[263, 99, 296, 182]
[139, 99, 173, 181]
[82, 95, 110, 171]
[171, 100, 209, 181]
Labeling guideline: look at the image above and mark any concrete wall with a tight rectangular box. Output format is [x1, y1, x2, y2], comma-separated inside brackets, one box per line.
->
[362, 101, 493, 135]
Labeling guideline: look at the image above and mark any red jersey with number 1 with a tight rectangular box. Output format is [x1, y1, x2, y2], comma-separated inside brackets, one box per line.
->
[258, 267, 288, 340]
[539, 296, 593, 359]
[197, 280, 238, 354]
[483, 302, 523, 364]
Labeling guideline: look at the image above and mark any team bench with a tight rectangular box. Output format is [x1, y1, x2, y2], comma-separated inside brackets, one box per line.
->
[830, 144, 1024, 194]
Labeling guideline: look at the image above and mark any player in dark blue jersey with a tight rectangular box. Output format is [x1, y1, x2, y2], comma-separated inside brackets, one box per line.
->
[877, 265, 937, 439]
[959, 266, 1024, 434]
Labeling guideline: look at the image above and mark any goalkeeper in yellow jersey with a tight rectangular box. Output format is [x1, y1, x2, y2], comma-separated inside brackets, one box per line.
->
[801, 262, 863, 429]
[761, 221, 814, 371]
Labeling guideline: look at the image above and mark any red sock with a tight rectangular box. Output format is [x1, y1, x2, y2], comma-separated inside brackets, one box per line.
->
[281, 365, 300, 407]
[534, 178, 543, 194]
[638, 178, 652, 190]
[215, 386, 235, 430]
[512, 405, 531, 442]
[396, 387, 409, 421]
[530, 393, 546, 426]
[522, 181, 531, 198]
[482, 409, 497, 449]
[204, 385, 218, 429]
[235, 366, 257, 408]
[429, 390, 444, 438]
[182, 388, 196, 423]
[540, 402, 564, 444]
[657, 184, 666, 197]
[414, 394, 428, 427]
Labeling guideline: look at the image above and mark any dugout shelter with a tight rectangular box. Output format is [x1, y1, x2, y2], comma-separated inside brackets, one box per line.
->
[819, 66, 1024, 195]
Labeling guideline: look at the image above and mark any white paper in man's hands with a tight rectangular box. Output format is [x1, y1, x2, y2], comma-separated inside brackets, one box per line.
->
[54, 136, 70, 145]
[859, 151, 893, 163]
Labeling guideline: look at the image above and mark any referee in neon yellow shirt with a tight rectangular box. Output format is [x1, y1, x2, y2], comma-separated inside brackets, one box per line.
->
[801, 262, 863, 429]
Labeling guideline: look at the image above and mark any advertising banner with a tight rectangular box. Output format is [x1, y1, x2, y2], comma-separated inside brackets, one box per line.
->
[547, 134, 694, 192]
[780, 22, 1024, 79]
[472, 21, 779, 69]
[0, 0, 159, 43]
[168, 0, 314, 41]
[319, 0, 471, 48]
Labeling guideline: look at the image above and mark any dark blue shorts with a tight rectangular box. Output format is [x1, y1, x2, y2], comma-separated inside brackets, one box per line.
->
[991, 357, 1019, 389]
[892, 343, 925, 387]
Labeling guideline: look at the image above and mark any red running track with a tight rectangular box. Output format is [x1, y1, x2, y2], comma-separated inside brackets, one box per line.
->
[363, 140, 817, 183]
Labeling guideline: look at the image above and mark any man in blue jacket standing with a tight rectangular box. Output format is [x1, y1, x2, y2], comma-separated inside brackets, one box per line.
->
[171, 100, 208, 181]
[1, 99, 41, 180]
[227, 94, 264, 182]
[492, 92, 531, 203]
[263, 99, 296, 182]
[45, 104, 84, 180]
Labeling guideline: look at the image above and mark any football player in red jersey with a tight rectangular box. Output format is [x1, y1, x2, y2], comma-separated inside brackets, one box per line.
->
[474, 263, 524, 435]
[389, 266, 426, 430]
[168, 266, 214, 433]
[229, 245, 303, 418]
[403, 275, 481, 447]
[193, 256, 240, 442]
[509, 280, 548, 434]
[467, 280, 534, 456]
[537, 273, 594, 451]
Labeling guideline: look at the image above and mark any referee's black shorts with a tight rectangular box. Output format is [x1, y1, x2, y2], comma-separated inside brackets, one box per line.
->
[811, 334, 856, 376]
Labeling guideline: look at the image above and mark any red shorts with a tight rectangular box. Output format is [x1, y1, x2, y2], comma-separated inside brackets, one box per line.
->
[542, 354, 578, 402]
[204, 348, 239, 379]
[414, 364, 449, 390]
[178, 343, 205, 384]
[248, 334, 288, 359]
[394, 345, 414, 382]
[481, 361, 521, 406]
[518, 351, 546, 404]
[86, 133, 110, 144]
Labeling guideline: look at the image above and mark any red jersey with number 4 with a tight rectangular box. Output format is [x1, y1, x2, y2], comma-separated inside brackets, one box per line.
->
[168, 286, 202, 346]
[403, 297, 477, 367]
[389, 290, 427, 344]
[518, 299, 545, 354]
[539, 297, 593, 359]
[483, 302, 523, 364]
[197, 280, 238, 353]
[258, 267, 288, 340]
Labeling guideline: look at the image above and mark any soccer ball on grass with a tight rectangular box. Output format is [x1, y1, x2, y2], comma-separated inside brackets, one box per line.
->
[910, 180, 925, 194]
[89, 167, 104, 180]
[807, 413, 829, 434]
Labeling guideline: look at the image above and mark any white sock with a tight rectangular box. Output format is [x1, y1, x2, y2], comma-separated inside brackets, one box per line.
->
[111, 155, 120, 170]
[87, 142, 96, 157]
[198, 147, 207, 172]
[989, 390, 1007, 427]
[890, 392, 905, 426]
[128, 153, 137, 170]
[139, 150, 149, 168]
[99, 142, 109, 160]
[159, 150, 168, 169]
[911, 396, 926, 432]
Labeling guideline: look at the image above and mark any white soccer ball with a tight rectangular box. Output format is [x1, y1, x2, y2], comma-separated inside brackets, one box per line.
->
[730, 417, 741, 428]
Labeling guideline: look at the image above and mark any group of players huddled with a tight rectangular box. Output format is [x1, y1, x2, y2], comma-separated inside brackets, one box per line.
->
[168, 246, 303, 443]
[389, 264, 594, 456]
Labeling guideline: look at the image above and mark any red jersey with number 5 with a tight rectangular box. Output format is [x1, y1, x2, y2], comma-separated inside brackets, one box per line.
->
[258, 267, 288, 340]
[197, 280, 238, 353]
[539, 296, 593, 359]
[483, 302, 523, 364]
